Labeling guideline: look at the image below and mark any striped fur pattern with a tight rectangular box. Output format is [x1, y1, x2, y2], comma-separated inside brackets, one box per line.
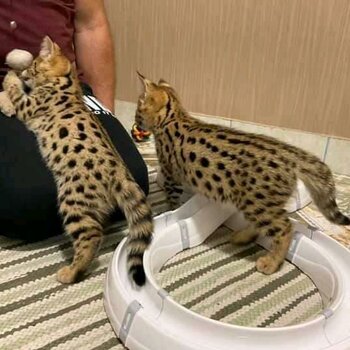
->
[135, 72, 350, 276]
[0, 37, 153, 286]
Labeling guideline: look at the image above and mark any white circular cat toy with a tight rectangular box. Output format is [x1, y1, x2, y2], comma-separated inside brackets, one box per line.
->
[104, 194, 350, 350]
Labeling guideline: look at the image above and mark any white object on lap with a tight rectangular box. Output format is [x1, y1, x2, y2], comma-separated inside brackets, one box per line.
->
[5, 49, 33, 71]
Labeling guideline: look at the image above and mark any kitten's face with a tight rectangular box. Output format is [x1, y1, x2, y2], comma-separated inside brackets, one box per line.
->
[135, 72, 177, 130]
[21, 36, 72, 87]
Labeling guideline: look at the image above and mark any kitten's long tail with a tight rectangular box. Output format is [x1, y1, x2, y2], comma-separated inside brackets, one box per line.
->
[296, 159, 350, 226]
[114, 177, 153, 286]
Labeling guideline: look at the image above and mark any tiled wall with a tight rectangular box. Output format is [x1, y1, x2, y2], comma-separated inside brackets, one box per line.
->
[116, 100, 350, 176]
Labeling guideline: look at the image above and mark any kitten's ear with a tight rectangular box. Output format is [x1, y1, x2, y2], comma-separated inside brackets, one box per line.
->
[136, 71, 155, 92]
[40, 36, 60, 59]
[158, 78, 170, 87]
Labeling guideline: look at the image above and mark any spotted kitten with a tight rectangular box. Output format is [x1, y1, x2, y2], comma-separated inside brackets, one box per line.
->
[135, 72, 349, 275]
[0, 37, 153, 285]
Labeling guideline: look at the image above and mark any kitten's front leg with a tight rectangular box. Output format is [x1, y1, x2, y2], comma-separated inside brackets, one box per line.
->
[0, 91, 16, 117]
[2, 71, 26, 119]
[3, 70, 37, 121]
[160, 168, 183, 209]
[3, 70, 23, 99]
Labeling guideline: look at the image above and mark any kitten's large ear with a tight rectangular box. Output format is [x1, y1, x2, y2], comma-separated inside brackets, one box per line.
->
[137, 71, 156, 91]
[40, 36, 60, 59]
[158, 78, 170, 87]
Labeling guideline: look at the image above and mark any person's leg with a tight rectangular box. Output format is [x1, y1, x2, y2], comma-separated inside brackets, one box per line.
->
[0, 111, 63, 240]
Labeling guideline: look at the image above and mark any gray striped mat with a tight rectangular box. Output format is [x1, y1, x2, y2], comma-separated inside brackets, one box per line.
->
[157, 226, 323, 328]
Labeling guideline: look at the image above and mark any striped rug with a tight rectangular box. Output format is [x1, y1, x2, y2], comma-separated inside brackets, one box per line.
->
[157, 226, 322, 328]
[0, 138, 348, 349]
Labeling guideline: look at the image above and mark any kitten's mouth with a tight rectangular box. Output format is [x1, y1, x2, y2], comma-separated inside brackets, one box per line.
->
[136, 123, 149, 132]
[135, 118, 148, 131]
[131, 123, 152, 142]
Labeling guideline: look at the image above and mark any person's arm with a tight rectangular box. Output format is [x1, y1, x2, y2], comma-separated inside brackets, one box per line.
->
[74, 0, 116, 113]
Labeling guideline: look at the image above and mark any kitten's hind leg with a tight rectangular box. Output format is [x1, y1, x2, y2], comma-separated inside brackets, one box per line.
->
[58, 212, 103, 284]
[255, 212, 293, 275]
[230, 226, 258, 245]
[242, 205, 293, 275]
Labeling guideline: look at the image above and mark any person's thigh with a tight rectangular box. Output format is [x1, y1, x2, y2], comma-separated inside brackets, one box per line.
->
[0, 92, 149, 240]
[0, 112, 62, 240]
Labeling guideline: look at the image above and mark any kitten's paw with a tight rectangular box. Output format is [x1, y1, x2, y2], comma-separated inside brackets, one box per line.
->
[0, 92, 15, 117]
[57, 266, 78, 284]
[256, 255, 280, 275]
[3, 70, 22, 91]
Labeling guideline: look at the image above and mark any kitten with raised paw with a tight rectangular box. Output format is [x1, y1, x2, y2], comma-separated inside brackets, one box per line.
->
[134, 72, 349, 275]
[0, 37, 153, 286]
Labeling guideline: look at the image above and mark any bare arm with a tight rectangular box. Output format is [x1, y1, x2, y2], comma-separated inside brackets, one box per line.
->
[74, 0, 116, 113]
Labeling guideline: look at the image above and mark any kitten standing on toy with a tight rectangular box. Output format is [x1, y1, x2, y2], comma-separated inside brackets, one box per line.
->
[134, 72, 350, 275]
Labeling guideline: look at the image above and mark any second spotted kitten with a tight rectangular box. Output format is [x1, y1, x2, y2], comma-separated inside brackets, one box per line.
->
[0, 38, 153, 286]
[135, 73, 349, 275]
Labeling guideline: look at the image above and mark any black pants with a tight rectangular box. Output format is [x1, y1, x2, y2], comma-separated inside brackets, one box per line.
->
[0, 85, 148, 241]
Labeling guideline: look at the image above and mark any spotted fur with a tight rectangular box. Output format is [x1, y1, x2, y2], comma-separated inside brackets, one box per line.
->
[0, 38, 153, 285]
[135, 72, 349, 275]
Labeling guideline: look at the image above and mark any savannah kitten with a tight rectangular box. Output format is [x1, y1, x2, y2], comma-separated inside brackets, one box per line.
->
[135, 73, 349, 275]
[0, 37, 153, 286]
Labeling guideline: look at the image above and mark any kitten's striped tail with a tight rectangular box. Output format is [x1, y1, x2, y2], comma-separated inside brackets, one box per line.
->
[296, 160, 350, 226]
[114, 178, 153, 286]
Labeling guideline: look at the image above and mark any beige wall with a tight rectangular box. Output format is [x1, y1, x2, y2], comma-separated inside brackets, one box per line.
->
[105, 0, 350, 138]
